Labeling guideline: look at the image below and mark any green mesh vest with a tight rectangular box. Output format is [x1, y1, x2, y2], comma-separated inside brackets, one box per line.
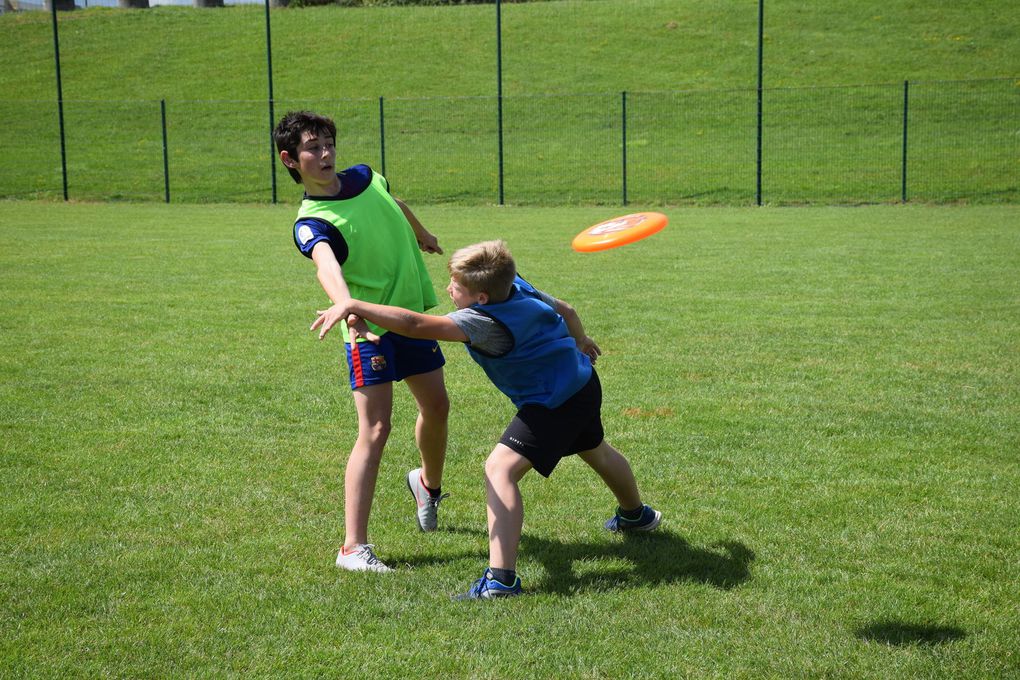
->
[296, 171, 438, 343]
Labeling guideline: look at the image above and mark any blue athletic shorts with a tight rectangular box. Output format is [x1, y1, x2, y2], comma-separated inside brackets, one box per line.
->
[344, 331, 446, 390]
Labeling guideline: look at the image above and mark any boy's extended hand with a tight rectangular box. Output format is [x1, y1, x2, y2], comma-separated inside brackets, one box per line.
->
[416, 230, 443, 255]
[577, 335, 602, 364]
[345, 315, 381, 344]
[311, 305, 380, 344]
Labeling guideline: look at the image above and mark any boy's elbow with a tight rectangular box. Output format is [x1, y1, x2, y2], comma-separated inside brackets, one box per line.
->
[398, 311, 448, 341]
[399, 311, 428, 336]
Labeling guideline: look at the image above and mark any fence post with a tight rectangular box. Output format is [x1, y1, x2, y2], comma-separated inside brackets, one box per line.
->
[496, 0, 505, 205]
[264, 0, 277, 204]
[755, 0, 764, 206]
[901, 80, 909, 203]
[379, 96, 386, 177]
[621, 91, 628, 206]
[161, 99, 170, 203]
[50, 1, 68, 201]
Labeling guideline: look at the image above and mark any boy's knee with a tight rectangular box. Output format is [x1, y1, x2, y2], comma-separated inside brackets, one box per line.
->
[420, 393, 450, 422]
[484, 449, 522, 485]
[483, 453, 506, 482]
[360, 419, 392, 444]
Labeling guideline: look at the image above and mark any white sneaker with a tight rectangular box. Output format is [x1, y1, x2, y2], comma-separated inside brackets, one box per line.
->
[335, 544, 392, 573]
[406, 467, 449, 532]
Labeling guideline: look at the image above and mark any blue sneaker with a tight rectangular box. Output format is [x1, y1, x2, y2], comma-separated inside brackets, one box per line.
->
[604, 504, 662, 533]
[454, 569, 523, 600]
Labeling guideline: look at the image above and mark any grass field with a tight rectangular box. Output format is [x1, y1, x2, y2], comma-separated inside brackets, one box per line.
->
[1, 201, 1018, 677]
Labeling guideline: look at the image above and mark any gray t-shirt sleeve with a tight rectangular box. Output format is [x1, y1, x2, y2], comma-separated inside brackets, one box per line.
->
[447, 308, 514, 356]
[534, 289, 558, 309]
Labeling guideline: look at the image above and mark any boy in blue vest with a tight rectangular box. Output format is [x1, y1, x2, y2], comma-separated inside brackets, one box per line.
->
[311, 240, 662, 598]
[274, 111, 451, 574]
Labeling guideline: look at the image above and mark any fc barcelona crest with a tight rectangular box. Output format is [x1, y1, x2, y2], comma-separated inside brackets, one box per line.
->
[370, 355, 388, 372]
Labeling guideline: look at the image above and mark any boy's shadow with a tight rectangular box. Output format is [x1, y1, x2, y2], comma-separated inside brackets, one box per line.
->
[521, 530, 754, 595]
[393, 527, 754, 596]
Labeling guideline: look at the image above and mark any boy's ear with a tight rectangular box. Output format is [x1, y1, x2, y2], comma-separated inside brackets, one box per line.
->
[477, 291, 489, 305]
[280, 150, 297, 169]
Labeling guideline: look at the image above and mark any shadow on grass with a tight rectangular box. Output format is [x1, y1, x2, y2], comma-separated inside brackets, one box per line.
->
[522, 530, 754, 595]
[390, 526, 754, 596]
[854, 620, 966, 646]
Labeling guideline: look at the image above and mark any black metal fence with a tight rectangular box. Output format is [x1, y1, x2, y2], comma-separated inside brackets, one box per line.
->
[1, 77, 1016, 206]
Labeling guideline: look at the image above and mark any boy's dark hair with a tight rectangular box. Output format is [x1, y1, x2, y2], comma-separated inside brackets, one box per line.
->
[273, 111, 337, 184]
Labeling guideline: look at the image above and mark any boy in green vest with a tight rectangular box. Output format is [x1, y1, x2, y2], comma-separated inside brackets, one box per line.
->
[274, 110, 450, 573]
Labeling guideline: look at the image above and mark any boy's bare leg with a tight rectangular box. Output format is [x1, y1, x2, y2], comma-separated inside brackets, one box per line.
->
[404, 367, 450, 489]
[484, 445, 533, 571]
[577, 440, 642, 510]
[344, 383, 394, 548]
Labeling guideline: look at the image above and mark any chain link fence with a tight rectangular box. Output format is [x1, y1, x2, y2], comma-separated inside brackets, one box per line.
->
[1, 78, 1016, 205]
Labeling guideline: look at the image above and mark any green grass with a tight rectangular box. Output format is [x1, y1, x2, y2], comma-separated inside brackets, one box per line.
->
[0, 1, 1017, 204]
[2, 0, 1017, 100]
[2, 202, 1018, 676]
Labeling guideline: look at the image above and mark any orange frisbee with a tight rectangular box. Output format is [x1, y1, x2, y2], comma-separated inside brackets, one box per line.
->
[571, 212, 668, 252]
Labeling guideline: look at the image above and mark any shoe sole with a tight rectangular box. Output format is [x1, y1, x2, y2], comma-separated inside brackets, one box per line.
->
[335, 552, 393, 573]
[452, 587, 523, 601]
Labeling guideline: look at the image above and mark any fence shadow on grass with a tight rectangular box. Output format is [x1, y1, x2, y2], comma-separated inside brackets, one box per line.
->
[854, 620, 966, 646]
[521, 531, 754, 596]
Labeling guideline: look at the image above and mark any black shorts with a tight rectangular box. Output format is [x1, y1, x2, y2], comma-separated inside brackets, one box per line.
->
[499, 370, 605, 477]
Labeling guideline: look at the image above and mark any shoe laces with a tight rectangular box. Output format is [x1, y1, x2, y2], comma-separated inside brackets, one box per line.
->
[355, 544, 384, 566]
[468, 575, 488, 598]
[426, 492, 450, 509]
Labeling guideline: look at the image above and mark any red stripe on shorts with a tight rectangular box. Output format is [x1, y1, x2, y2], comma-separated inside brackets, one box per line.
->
[350, 341, 365, 388]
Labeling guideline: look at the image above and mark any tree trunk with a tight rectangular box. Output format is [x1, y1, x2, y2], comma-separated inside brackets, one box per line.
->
[118, 0, 150, 7]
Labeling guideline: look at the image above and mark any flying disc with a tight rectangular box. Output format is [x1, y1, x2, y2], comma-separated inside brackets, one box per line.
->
[571, 212, 668, 252]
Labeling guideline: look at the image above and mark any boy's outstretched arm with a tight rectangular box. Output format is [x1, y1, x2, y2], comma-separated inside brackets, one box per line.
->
[312, 300, 468, 343]
[310, 242, 379, 343]
[554, 298, 602, 364]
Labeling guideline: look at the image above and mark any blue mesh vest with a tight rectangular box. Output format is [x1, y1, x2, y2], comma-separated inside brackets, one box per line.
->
[466, 278, 591, 409]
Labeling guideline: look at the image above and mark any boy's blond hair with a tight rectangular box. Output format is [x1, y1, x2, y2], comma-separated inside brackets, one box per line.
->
[448, 240, 517, 302]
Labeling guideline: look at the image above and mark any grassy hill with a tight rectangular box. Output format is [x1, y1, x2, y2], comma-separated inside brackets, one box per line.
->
[0, 1, 1016, 205]
[2, 1, 1016, 103]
